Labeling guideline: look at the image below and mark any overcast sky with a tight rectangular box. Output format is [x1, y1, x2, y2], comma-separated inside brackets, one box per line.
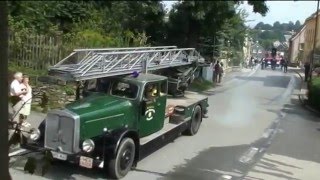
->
[163, 1, 319, 27]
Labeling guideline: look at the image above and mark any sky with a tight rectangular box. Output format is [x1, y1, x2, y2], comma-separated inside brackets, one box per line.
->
[163, 1, 319, 28]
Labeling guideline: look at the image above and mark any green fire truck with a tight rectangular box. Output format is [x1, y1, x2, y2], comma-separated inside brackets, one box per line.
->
[22, 46, 209, 179]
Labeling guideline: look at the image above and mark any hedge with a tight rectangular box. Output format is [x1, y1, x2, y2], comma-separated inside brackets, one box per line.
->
[308, 77, 320, 111]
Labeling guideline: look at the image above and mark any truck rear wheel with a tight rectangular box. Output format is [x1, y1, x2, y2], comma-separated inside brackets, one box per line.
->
[184, 105, 202, 135]
[108, 138, 135, 179]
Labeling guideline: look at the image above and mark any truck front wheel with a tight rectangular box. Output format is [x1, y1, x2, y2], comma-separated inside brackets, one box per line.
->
[184, 105, 202, 136]
[108, 138, 135, 179]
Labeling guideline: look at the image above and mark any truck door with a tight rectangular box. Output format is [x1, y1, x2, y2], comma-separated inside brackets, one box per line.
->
[139, 81, 167, 137]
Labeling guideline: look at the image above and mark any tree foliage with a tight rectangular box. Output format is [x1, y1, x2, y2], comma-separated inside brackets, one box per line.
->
[5, 0, 272, 176]
[251, 20, 302, 49]
[7, 0, 269, 57]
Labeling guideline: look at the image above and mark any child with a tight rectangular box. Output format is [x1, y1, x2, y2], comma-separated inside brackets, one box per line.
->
[19, 75, 32, 127]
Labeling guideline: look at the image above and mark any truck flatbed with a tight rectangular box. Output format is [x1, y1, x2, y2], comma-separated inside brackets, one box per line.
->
[166, 91, 207, 107]
[139, 91, 208, 159]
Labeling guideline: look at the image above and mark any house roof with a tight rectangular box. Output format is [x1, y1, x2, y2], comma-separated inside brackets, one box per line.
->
[290, 25, 306, 42]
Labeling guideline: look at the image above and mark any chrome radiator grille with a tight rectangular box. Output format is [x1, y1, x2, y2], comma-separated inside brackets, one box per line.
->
[44, 109, 80, 154]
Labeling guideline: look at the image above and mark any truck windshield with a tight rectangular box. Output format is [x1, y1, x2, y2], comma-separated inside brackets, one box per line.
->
[111, 81, 138, 99]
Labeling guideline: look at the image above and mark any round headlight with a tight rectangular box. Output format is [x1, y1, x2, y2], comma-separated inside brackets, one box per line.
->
[82, 139, 95, 153]
[29, 128, 40, 141]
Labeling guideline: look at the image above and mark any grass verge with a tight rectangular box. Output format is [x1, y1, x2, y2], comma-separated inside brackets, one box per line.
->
[189, 78, 214, 92]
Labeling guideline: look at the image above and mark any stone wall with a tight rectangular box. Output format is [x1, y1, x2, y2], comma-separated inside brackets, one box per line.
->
[31, 83, 76, 111]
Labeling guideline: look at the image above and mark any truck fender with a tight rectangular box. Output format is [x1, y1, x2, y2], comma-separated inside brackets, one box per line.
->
[103, 128, 140, 164]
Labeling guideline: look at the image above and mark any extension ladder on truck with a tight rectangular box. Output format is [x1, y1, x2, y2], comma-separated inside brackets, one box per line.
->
[49, 46, 205, 81]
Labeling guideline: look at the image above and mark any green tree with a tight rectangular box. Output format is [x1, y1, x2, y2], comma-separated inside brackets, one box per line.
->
[273, 21, 281, 30]
[288, 21, 295, 31]
[8, 1, 92, 33]
[294, 20, 301, 31]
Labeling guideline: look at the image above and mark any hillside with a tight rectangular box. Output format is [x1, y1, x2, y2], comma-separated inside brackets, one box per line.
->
[250, 21, 302, 50]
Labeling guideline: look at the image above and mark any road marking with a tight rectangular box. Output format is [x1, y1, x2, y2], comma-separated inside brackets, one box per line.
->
[239, 147, 259, 164]
[247, 65, 260, 77]
[9, 148, 29, 157]
[262, 129, 274, 138]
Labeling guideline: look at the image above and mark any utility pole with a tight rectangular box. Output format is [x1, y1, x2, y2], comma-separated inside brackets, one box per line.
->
[311, 0, 320, 81]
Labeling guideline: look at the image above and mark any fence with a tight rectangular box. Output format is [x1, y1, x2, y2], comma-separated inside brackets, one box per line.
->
[9, 32, 72, 70]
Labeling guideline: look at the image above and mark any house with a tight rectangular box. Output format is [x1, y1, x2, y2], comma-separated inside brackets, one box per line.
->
[251, 42, 264, 59]
[288, 10, 320, 64]
[303, 10, 320, 64]
[288, 25, 306, 63]
[273, 40, 281, 48]
[276, 43, 289, 57]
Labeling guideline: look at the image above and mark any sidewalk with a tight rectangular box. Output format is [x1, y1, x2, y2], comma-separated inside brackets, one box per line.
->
[292, 68, 308, 102]
[292, 68, 320, 116]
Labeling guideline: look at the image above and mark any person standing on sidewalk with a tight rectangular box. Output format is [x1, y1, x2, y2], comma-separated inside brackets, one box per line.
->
[210, 61, 216, 83]
[9, 72, 27, 123]
[283, 59, 288, 73]
[280, 57, 285, 70]
[214, 61, 221, 83]
[304, 61, 310, 82]
[19, 75, 32, 127]
[218, 62, 224, 83]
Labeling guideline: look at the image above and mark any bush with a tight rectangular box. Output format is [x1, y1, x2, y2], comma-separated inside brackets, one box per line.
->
[189, 77, 213, 91]
[308, 77, 320, 111]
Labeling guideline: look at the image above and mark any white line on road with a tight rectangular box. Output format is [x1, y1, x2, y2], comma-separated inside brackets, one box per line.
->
[262, 129, 274, 139]
[247, 65, 260, 77]
[239, 147, 259, 164]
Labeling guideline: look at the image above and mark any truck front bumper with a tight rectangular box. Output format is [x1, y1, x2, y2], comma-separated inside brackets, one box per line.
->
[21, 142, 105, 169]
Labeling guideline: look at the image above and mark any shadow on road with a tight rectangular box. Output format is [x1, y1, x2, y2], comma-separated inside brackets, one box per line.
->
[156, 144, 250, 180]
[234, 75, 291, 89]
[10, 157, 106, 180]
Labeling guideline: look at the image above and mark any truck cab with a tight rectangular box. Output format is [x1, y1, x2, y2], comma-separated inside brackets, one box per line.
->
[23, 73, 209, 179]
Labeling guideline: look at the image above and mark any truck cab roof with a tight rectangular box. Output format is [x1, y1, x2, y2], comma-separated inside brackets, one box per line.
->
[121, 73, 167, 84]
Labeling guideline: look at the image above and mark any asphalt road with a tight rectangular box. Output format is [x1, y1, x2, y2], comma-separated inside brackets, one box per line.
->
[10, 66, 319, 180]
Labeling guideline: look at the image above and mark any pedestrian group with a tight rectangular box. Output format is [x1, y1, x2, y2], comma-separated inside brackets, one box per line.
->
[9, 72, 32, 128]
[211, 61, 224, 84]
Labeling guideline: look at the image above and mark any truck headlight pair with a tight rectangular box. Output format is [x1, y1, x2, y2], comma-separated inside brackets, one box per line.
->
[82, 139, 95, 153]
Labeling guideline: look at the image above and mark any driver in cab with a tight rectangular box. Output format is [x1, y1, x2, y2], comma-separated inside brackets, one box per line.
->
[146, 84, 158, 99]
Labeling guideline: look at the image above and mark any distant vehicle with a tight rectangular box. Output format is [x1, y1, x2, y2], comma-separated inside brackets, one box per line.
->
[264, 51, 281, 68]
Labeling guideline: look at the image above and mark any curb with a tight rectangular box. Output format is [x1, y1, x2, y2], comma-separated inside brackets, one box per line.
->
[293, 70, 320, 116]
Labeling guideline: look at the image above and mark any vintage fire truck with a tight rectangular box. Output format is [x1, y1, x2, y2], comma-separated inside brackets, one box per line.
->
[21, 46, 209, 179]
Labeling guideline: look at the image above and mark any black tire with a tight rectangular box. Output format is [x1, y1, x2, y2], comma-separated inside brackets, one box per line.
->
[108, 138, 135, 179]
[184, 105, 202, 136]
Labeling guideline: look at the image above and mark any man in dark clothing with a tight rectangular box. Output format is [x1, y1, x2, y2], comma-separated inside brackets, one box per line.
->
[283, 59, 288, 73]
[304, 62, 311, 82]
[280, 57, 285, 70]
[214, 61, 221, 83]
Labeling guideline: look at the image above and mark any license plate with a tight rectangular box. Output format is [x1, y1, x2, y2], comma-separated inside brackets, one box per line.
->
[51, 151, 67, 161]
[79, 156, 93, 169]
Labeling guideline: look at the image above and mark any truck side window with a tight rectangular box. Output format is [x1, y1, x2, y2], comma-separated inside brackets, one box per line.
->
[111, 81, 138, 99]
[160, 81, 167, 96]
[144, 83, 159, 100]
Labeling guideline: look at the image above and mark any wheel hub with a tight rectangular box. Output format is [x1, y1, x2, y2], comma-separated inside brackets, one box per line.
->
[120, 149, 132, 170]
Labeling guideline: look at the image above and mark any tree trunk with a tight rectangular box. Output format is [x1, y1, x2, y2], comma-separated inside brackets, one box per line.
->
[0, 1, 11, 180]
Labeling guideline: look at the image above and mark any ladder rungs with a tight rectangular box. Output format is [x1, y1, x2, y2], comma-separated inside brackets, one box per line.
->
[73, 46, 177, 52]
[49, 46, 204, 81]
